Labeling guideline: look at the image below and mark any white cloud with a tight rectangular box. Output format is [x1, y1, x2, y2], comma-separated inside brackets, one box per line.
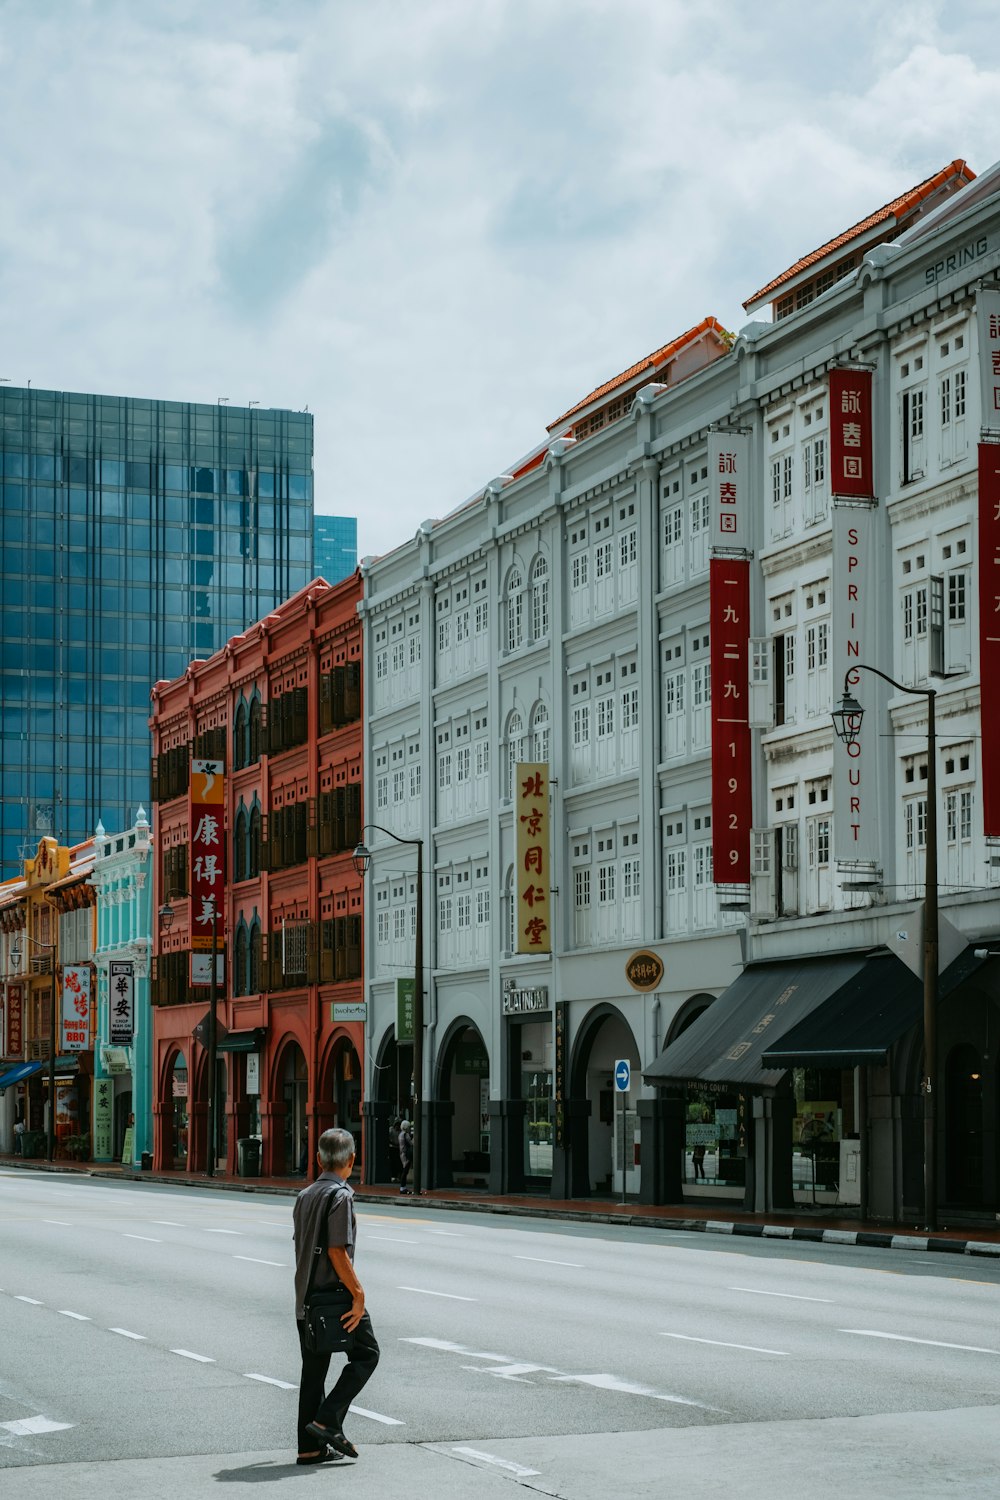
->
[0, 0, 997, 557]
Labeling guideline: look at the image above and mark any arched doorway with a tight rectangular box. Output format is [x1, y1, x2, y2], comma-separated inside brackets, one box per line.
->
[571, 1008, 639, 1195]
[281, 1043, 309, 1176]
[946, 1042, 983, 1204]
[328, 1035, 363, 1160]
[439, 1022, 489, 1180]
[169, 1052, 188, 1169]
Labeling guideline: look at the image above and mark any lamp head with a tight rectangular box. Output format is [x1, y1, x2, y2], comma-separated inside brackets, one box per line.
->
[158, 900, 175, 932]
[832, 690, 864, 747]
[351, 841, 371, 879]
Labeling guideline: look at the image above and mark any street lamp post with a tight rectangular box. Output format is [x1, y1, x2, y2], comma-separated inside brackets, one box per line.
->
[352, 825, 423, 1195]
[833, 664, 938, 1230]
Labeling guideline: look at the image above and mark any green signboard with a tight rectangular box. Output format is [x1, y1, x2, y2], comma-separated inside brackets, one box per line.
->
[396, 978, 415, 1043]
[455, 1040, 489, 1076]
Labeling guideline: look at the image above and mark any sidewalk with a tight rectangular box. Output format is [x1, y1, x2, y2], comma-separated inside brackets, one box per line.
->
[4, 1152, 1000, 1256]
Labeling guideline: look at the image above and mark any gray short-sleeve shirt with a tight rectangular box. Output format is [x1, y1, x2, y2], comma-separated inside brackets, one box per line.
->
[293, 1172, 356, 1319]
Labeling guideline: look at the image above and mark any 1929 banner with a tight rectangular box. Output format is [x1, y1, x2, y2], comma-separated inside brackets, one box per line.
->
[830, 368, 874, 500]
[710, 557, 751, 883]
[515, 762, 551, 953]
[978, 444, 1000, 835]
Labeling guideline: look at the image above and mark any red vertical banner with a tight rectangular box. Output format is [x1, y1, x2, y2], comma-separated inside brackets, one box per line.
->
[190, 758, 226, 982]
[7, 983, 23, 1058]
[710, 557, 751, 882]
[829, 368, 874, 499]
[978, 445, 1000, 836]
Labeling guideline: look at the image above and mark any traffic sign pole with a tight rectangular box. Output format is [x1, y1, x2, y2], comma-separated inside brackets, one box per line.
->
[614, 1059, 630, 1205]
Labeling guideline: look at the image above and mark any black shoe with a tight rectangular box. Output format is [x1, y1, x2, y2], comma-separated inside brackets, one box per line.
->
[305, 1423, 358, 1459]
[297, 1446, 344, 1466]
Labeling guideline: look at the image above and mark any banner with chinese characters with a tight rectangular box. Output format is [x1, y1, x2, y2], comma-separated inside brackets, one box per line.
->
[515, 763, 551, 953]
[979, 444, 1000, 835]
[6, 983, 23, 1058]
[190, 758, 225, 955]
[109, 960, 135, 1046]
[978, 290, 1000, 434]
[709, 558, 751, 883]
[829, 368, 874, 500]
[61, 965, 91, 1052]
[708, 431, 750, 552]
[92, 1076, 114, 1160]
[832, 503, 879, 862]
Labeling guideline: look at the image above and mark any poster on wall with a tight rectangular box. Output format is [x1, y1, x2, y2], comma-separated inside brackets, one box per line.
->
[709, 557, 751, 883]
[61, 966, 91, 1053]
[832, 504, 879, 862]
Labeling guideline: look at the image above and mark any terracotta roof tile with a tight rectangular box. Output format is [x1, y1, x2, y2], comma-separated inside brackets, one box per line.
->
[743, 159, 975, 310]
[547, 315, 731, 431]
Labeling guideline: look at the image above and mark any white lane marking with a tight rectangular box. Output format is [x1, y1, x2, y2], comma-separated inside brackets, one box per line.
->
[171, 1348, 215, 1362]
[109, 1328, 146, 1340]
[58, 1310, 91, 1321]
[515, 1255, 584, 1268]
[203, 1229, 241, 1236]
[428, 1230, 464, 1237]
[842, 1329, 1000, 1354]
[549, 1371, 720, 1408]
[465, 1362, 560, 1382]
[1, 1416, 74, 1436]
[153, 1221, 185, 1227]
[451, 1447, 540, 1477]
[398, 1285, 476, 1301]
[403, 1337, 508, 1359]
[233, 1256, 286, 1267]
[350, 1405, 405, 1425]
[244, 1373, 296, 1390]
[369, 1235, 420, 1244]
[14, 1296, 43, 1305]
[729, 1286, 833, 1303]
[123, 1234, 162, 1243]
[660, 1332, 787, 1356]
[43, 1219, 72, 1226]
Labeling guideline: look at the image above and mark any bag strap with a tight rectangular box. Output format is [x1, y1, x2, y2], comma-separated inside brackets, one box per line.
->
[305, 1182, 349, 1303]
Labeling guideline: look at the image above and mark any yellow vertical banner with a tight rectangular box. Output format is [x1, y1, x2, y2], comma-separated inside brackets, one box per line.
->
[515, 762, 551, 954]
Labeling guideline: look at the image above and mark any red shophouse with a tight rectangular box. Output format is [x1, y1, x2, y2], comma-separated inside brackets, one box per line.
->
[149, 574, 364, 1179]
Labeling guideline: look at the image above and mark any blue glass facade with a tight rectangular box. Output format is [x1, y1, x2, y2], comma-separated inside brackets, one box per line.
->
[0, 387, 314, 876]
[313, 513, 358, 585]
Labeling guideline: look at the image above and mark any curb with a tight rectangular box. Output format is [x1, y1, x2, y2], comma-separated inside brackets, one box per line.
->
[6, 1159, 1000, 1257]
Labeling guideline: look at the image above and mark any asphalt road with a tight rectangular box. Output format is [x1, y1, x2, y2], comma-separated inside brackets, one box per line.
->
[2, 1167, 1000, 1498]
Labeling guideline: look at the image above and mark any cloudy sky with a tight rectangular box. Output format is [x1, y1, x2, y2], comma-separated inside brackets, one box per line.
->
[1, 0, 998, 559]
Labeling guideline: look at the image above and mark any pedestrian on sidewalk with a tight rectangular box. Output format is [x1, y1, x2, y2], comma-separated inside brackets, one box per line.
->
[388, 1115, 402, 1182]
[398, 1118, 413, 1194]
[293, 1126, 380, 1467]
[13, 1116, 24, 1156]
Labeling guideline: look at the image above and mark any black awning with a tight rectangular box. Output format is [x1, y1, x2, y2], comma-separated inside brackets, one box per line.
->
[761, 946, 989, 1070]
[218, 1028, 267, 1054]
[643, 954, 867, 1095]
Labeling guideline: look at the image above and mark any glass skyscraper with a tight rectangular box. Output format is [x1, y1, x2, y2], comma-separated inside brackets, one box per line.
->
[313, 513, 358, 585]
[0, 387, 314, 877]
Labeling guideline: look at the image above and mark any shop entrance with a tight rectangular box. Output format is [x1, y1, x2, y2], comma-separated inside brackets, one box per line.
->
[792, 1067, 854, 1204]
[439, 1022, 489, 1182]
[330, 1037, 363, 1161]
[946, 1043, 983, 1203]
[282, 1044, 308, 1175]
[572, 1009, 639, 1196]
[520, 1019, 553, 1181]
[170, 1053, 188, 1168]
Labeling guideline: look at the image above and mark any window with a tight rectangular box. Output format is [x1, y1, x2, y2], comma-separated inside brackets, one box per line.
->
[506, 712, 524, 799]
[531, 703, 550, 764]
[530, 556, 549, 640]
[506, 567, 524, 652]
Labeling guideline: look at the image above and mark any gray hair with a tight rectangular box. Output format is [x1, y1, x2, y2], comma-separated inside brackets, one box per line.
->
[317, 1127, 356, 1171]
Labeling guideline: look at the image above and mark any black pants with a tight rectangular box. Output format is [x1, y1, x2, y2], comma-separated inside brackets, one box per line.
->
[399, 1157, 410, 1189]
[296, 1313, 380, 1451]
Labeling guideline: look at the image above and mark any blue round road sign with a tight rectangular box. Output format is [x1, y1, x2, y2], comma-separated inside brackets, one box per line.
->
[614, 1059, 631, 1092]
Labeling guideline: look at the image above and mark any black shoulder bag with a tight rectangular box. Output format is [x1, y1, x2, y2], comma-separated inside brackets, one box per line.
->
[302, 1186, 355, 1354]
